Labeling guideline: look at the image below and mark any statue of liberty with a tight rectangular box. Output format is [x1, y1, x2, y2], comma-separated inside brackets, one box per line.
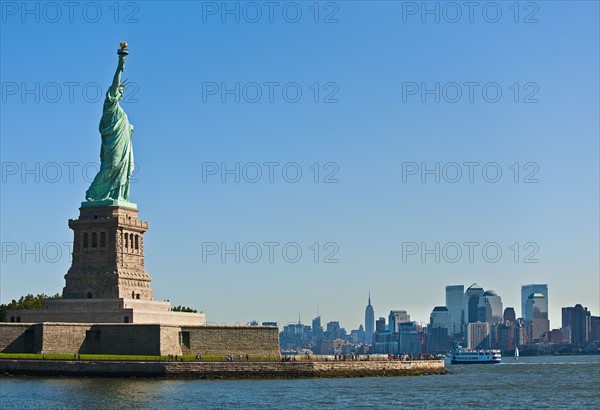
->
[84, 42, 135, 207]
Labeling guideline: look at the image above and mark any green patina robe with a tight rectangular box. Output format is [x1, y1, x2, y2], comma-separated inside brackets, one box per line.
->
[85, 86, 134, 202]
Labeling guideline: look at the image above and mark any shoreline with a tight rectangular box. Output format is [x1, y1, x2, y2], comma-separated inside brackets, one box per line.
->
[0, 359, 446, 379]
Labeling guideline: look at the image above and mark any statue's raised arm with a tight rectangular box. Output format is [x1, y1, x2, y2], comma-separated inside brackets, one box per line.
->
[112, 55, 125, 89]
[107, 42, 128, 102]
[113, 42, 128, 84]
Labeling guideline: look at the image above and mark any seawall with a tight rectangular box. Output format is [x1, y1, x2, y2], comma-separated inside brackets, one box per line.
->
[0, 359, 446, 379]
[0, 323, 280, 357]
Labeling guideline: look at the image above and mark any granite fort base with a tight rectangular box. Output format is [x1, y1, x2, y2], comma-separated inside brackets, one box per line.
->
[0, 323, 279, 356]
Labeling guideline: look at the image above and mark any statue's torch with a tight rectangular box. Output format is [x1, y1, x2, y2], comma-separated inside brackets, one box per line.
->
[118, 41, 129, 57]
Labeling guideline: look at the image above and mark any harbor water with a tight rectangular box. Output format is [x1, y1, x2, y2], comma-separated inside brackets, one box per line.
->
[1, 355, 598, 409]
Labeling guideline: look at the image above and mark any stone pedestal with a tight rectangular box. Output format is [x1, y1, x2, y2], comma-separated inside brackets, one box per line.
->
[8, 205, 205, 326]
[63, 205, 153, 300]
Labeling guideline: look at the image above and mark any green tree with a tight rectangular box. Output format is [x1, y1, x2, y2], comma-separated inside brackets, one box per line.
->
[0, 293, 61, 321]
[171, 305, 197, 313]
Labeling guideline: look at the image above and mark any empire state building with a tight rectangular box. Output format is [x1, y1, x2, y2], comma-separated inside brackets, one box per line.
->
[365, 292, 375, 344]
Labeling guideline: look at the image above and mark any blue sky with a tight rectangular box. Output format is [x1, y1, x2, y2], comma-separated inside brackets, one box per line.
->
[1, 1, 598, 330]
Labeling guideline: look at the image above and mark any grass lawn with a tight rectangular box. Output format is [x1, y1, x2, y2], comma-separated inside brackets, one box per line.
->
[0, 353, 279, 361]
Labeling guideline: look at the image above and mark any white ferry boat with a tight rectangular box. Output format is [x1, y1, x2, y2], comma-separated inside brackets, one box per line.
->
[451, 347, 501, 364]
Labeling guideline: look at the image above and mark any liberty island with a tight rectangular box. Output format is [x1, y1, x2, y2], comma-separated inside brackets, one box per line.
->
[0, 43, 281, 361]
[0, 44, 443, 378]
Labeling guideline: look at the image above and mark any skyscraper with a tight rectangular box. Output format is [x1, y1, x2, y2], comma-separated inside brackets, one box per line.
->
[325, 321, 340, 340]
[521, 284, 548, 319]
[467, 322, 491, 349]
[445, 285, 464, 336]
[364, 292, 375, 344]
[430, 306, 451, 330]
[312, 315, 322, 345]
[525, 293, 549, 341]
[375, 317, 386, 333]
[503, 307, 516, 324]
[514, 319, 525, 347]
[477, 290, 503, 323]
[388, 310, 410, 333]
[562, 304, 591, 347]
[464, 283, 484, 324]
[591, 317, 600, 342]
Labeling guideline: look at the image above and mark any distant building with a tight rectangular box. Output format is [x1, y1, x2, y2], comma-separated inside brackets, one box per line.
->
[591, 316, 600, 343]
[373, 330, 396, 354]
[372, 316, 421, 355]
[467, 322, 491, 350]
[427, 325, 452, 353]
[398, 322, 422, 355]
[514, 319, 526, 347]
[313, 338, 334, 355]
[280, 322, 311, 351]
[464, 283, 484, 325]
[373, 315, 394, 354]
[503, 307, 516, 324]
[428, 307, 452, 353]
[521, 284, 548, 320]
[497, 322, 515, 352]
[525, 293, 549, 342]
[430, 306, 451, 330]
[364, 293, 375, 345]
[478, 290, 503, 324]
[489, 323, 501, 349]
[375, 317, 386, 333]
[546, 328, 566, 345]
[325, 321, 341, 340]
[312, 316, 322, 345]
[562, 304, 591, 347]
[350, 325, 365, 344]
[562, 326, 572, 345]
[497, 308, 517, 352]
[388, 310, 411, 333]
[445, 285, 464, 337]
[358, 324, 365, 344]
[335, 339, 352, 355]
